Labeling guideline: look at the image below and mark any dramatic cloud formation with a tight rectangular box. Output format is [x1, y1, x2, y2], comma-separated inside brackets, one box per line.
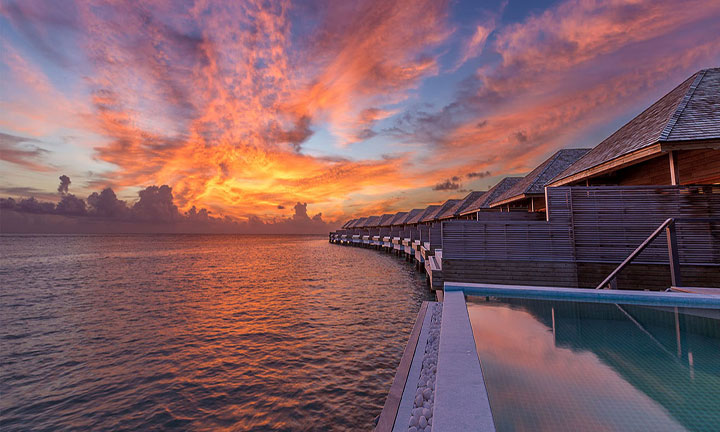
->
[1, 0, 719, 232]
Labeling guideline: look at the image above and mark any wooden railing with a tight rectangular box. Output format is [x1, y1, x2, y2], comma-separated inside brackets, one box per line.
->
[596, 218, 720, 289]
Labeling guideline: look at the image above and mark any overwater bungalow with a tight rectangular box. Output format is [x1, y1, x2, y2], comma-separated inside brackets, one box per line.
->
[405, 205, 441, 267]
[397, 209, 425, 259]
[350, 217, 367, 245]
[457, 177, 522, 219]
[362, 215, 381, 246]
[378, 213, 400, 250]
[548, 68, 720, 187]
[489, 149, 590, 212]
[437, 191, 487, 221]
[418, 199, 461, 290]
[388, 212, 409, 254]
[335, 218, 356, 243]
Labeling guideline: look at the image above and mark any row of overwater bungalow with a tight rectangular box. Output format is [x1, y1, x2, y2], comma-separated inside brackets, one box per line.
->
[330, 68, 720, 292]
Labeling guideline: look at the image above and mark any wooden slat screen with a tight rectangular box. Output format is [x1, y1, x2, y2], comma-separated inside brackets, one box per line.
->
[548, 186, 720, 265]
[442, 220, 574, 261]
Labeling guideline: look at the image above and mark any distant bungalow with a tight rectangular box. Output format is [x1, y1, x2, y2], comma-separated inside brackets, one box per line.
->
[490, 149, 590, 212]
[457, 177, 522, 218]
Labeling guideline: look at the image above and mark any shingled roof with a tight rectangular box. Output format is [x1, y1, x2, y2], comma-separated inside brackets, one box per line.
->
[342, 219, 356, 229]
[421, 199, 461, 222]
[351, 217, 368, 228]
[437, 191, 487, 219]
[406, 205, 440, 224]
[459, 177, 523, 215]
[378, 213, 396, 226]
[363, 215, 381, 227]
[395, 209, 424, 225]
[491, 149, 591, 207]
[550, 68, 720, 186]
[388, 212, 408, 226]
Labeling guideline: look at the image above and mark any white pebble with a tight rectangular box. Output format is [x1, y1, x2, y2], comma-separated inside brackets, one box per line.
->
[423, 408, 431, 418]
[419, 416, 428, 428]
[423, 388, 432, 400]
[415, 394, 424, 406]
[408, 427, 418, 432]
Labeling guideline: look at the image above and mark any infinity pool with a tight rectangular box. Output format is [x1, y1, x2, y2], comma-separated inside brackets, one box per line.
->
[466, 296, 720, 432]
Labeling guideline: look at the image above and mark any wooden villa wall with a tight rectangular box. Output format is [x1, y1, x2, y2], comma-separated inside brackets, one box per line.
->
[678, 148, 720, 184]
[419, 225, 430, 244]
[442, 185, 720, 290]
[429, 224, 442, 251]
[584, 149, 720, 186]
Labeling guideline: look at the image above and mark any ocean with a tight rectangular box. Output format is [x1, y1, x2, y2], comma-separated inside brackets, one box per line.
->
[0, 234, 431, 431]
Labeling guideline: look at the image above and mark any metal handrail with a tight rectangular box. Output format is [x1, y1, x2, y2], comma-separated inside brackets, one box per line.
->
[596, 217, 720, 290]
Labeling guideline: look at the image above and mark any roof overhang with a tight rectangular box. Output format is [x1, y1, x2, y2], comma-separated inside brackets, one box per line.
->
[548, 139, 720, 187]
[490, 193, 543, 208]
[548, 143, 662, 186]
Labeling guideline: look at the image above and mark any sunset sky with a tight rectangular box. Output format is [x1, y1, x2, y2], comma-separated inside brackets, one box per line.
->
[2, 0, 719, 228]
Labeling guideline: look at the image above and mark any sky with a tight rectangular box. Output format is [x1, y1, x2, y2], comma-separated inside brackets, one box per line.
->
[1, 0, 719, 232]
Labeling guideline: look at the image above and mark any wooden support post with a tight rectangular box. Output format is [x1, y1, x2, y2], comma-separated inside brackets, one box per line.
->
[669, 151, 680, 185]
[666, 222, 682, 287]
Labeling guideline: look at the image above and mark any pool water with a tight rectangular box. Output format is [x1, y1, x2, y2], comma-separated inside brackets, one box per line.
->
[466, 296, 720, 432]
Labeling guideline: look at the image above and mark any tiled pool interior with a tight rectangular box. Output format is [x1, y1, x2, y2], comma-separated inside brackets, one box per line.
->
[466, 296, 720, 432]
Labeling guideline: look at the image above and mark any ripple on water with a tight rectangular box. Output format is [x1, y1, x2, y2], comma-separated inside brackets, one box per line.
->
[0, 235, 431, 431]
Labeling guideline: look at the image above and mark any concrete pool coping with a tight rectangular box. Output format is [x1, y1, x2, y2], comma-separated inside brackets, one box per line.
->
[433, 291, 495, 432]
[444, 282, 720, 309]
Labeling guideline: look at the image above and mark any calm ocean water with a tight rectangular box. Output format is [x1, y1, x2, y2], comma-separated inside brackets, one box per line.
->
[0, 235, 431, 431]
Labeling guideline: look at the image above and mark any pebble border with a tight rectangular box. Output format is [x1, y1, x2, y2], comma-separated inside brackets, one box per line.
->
[407, 302, 442, 432]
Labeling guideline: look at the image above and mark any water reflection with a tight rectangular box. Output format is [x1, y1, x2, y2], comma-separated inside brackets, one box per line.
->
[0, 235, 431, 431]
[467, 297, 720, 432]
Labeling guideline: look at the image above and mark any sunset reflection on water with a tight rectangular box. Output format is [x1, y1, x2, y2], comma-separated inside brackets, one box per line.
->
[0, 235, 430, 431]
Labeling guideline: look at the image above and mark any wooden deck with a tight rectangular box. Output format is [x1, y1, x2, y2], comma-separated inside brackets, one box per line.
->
[375, 302, 429, 432]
